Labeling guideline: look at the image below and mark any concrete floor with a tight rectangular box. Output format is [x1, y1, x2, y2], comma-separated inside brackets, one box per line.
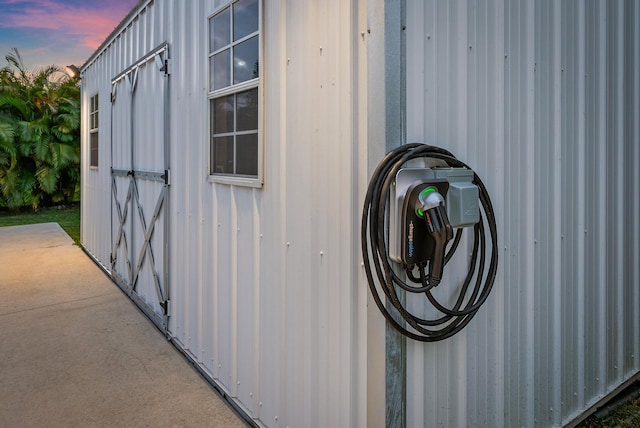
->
[0, 223, 246, 428]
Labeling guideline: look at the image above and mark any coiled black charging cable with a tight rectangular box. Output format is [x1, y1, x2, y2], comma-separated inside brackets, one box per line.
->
[361, 143, 498, 342]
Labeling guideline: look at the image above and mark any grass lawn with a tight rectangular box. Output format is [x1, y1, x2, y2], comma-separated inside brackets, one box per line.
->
[578, 381, 640, 428]
[0, 204, 80, 245]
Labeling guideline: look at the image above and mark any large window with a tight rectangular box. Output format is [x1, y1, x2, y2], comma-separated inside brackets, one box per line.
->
[208, 0, 260, 181]
[89, 93, 99, 167]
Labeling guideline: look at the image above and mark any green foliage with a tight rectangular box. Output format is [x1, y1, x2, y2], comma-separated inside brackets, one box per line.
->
[0, 48, 80, 209]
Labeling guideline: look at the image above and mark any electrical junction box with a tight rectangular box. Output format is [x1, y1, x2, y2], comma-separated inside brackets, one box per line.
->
[389, 167, 479, 264]
[442, 168, 480, 228]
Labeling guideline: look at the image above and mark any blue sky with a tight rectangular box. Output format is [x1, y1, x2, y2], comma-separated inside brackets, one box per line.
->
[0, 0, 138, 71]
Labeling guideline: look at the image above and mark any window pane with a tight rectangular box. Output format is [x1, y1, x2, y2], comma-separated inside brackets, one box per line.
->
[236, 88, 258, 131]
[90, 132, 99, 167]
[211, 49, 231, 91]
[210, 8, 231, 52]
[212, 136, 234, 174]
[236, 133, 258, 176]
[213, 0, 228, 9]
[212, 96, 234, 134]
[233, 36, 259, 84]
[233, 0, 259, 41]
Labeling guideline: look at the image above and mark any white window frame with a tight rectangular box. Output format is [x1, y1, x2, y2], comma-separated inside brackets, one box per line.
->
[89, 93, 99, 168]
[207, 0, 263, 187]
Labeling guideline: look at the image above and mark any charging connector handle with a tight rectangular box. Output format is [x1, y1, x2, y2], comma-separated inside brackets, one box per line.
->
[414, 188, 453, 285]
[424, 205, 453, 286]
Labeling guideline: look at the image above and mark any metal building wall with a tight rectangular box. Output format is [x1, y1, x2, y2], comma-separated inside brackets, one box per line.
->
[404, 1, 640, 426]
[83, 1, 370, 427]
[81, 0, 639, 426]
[80, 53, 112, 268]
[81, 2, 167, 269]
[167, 0, 368, 426]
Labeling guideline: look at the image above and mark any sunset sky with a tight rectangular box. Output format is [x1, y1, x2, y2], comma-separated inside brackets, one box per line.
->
[0, 0, 138, 72]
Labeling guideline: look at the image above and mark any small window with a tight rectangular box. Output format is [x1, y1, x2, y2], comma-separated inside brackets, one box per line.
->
[89, 93, 99, 167]
[208, 0, 261, 181]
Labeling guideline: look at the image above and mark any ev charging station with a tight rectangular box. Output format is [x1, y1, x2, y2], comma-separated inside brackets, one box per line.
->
[362, 143, 498, 342]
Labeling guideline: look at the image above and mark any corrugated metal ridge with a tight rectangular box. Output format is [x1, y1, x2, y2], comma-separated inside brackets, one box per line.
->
[80, 0, 154, 72]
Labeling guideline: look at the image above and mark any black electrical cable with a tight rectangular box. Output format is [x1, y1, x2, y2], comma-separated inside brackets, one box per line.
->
[361, 143, 498, 342]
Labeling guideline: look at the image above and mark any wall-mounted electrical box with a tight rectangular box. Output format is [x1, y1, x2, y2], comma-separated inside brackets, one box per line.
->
[389, 167, 479, 265]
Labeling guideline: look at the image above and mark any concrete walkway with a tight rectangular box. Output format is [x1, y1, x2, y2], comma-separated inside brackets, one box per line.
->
[0, 223, 246, 428]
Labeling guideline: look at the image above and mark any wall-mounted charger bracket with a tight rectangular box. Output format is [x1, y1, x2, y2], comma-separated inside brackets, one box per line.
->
[389, 167, 479, 265]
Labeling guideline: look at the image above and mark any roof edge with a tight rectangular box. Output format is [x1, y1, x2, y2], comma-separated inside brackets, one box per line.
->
[80, 0, 154, 72]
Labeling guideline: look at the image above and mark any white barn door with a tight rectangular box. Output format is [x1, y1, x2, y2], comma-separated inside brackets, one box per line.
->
[110, 44, 170, 330]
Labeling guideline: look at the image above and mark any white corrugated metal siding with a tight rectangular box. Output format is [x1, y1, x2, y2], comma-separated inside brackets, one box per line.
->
[169, 0, 363, 426]
[80, 0, 639, 426]
[81, 2, 168, 271]
[81, 53, 114, 268]
[405, 0, 640, 426]
[82, 0, 369, 426]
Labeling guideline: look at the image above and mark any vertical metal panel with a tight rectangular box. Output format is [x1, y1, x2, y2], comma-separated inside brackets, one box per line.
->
[405, 0, 640, 426]
[83, 0, 368, 427]
[81, 54, 113, 269]
[364, 0, 391, 425]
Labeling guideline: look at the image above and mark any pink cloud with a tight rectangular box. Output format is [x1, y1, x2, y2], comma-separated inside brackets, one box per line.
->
[1, 0, 133, 49]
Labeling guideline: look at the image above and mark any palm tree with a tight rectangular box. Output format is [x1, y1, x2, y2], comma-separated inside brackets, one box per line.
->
[0, 48, 80, 209]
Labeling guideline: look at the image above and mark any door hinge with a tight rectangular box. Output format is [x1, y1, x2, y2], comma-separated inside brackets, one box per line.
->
[161, 299, 170, 316]
[158, 57, 170, 76]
